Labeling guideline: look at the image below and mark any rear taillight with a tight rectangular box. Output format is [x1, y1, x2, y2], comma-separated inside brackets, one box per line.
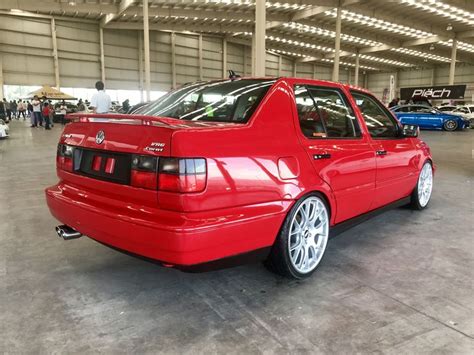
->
[130, 155, 159, 190]
[56, 144, 74, 172]
[158, 158, 207, 193]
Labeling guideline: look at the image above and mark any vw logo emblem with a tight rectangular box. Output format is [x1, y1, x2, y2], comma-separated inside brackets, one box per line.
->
[95, 130, 105, 144]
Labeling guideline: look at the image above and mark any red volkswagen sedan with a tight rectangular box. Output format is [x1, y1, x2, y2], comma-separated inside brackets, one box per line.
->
[46, 78, 434, 279]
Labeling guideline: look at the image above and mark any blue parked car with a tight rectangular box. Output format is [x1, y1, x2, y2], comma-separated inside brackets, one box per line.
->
[390, 105, 470, 131]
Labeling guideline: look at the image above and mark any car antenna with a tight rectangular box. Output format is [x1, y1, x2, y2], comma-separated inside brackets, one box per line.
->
[228, 70, 241, 81]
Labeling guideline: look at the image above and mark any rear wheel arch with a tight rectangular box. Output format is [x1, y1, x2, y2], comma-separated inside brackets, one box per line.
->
[293, 189, 334, 221]
[274, 188, 334, 245]
[266, 190, 332, 278]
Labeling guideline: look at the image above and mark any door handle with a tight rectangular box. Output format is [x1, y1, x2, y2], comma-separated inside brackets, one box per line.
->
[376, 150, 387, 156]
[313, 153, 331, 160]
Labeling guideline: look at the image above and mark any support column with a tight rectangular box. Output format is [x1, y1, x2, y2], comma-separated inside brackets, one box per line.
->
[51, 18, 60, 89]
[243, 46, 248, 77]
[198, 34, 203, 81]
[278, 55, 282, 77]
[171, 32, 176, 89]
[143, 0, 151, 101]
[354, 52, 360, 86]
[332, 5, 342, 82]
[313, 63, 317, 79]
[449, 39, 457, 85]
[430, 66, 435, 86]
[293, 60, 297, 77]
[0, 57, 4, 99]
[138, 32, 144, 102]
[364, 72, 368, 89]
[222, 38, 227, 78]
[254, 0, 266, 76]
[251, 33, 256, 76]
[99, 26, 105, 84]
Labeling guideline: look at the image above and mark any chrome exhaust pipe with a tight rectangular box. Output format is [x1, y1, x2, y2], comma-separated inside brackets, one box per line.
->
[55, 225, 82, 240]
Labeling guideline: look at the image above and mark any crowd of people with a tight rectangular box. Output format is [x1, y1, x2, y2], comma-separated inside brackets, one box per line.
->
[0, 99, 28, 121]
[0, 80, 114, 129]
[0, 96, 69, 129]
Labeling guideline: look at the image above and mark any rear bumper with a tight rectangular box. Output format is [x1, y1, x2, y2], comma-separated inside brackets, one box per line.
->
[45, 182, 290, 266]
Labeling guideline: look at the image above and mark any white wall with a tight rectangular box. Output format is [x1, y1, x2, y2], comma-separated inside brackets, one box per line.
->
[1, 14, 472, 103]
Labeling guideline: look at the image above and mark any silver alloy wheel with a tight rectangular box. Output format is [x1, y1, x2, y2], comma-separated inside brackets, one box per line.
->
[288, 196, 329, 274]
[418, 163, 433, 207]
[445, 120, 457, 130]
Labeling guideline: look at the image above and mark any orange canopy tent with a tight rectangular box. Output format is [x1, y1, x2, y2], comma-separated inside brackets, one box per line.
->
[26, 85, 76, 100]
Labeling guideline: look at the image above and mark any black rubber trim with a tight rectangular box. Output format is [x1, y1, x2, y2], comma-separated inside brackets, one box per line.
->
[330, 196, 410, 238]
[91, 238, 271, 273]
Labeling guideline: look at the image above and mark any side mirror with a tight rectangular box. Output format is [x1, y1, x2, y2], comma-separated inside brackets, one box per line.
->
[402, 124, 419, 138]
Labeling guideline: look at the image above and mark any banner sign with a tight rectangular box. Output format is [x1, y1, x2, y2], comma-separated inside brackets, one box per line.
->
[389, 75, 395, 102]
[400, 85, 466, 100]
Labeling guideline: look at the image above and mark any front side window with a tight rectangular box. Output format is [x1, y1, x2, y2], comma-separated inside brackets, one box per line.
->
[294, 85, 360, 139]
[352, 91, 400, 139]
[135, 79, 275, 123]
[394, 106, 409, 112]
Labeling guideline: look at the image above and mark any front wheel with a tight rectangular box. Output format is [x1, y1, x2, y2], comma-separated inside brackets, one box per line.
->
[443, 119, 458, 131]
[265, 193, 330, 279]
[411, 161, 433, 210]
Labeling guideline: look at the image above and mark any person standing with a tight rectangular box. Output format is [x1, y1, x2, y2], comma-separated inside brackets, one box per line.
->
[11, 100, 18, 119]
[77, 99, 86, 112]
[31, 95, 41, 127]
[122, 99, 130, 113]
[17, 100, 26, 120]
[42, 102, 52, 130]
[3, 99, 11, 122]
[90, 81, 111, 114]
[0, 100, 5, 121]
[59, 100, 67, 125]
[27, 100, 33, 118]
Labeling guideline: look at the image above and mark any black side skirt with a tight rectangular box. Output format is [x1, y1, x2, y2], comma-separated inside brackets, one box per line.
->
[330, 196, 411, 237]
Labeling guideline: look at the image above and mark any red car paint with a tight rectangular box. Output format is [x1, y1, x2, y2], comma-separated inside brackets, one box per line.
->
[45, 78, 433, 267]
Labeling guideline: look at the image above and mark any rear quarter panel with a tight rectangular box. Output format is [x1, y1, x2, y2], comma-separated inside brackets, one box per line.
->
[162, 80, 335, 217]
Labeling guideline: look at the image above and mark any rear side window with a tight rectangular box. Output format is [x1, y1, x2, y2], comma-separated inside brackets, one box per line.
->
[351, 91, 399, 138]
[294, 85, 360, 139]
[411, 106, 432, 113]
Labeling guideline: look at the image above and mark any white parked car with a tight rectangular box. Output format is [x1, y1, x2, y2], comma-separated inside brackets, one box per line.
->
[0, 119, 9, 138]
[436, 104, 474, 127]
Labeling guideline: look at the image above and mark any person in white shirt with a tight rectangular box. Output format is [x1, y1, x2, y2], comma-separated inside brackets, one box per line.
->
[59, 100, 67, 125]
[90, 81, 111, 114]
[17, 100, 26, 120]
[31, 95, 42, 127]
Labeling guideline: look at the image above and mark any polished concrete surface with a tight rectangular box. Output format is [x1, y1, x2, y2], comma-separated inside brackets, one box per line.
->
[1, 120, 473, 353]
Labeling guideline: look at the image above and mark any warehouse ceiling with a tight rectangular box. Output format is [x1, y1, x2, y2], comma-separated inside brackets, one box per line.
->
[2, 0, 474, 71]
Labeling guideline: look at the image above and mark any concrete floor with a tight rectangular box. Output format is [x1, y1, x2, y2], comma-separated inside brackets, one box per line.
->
[1, 120, 473, 353]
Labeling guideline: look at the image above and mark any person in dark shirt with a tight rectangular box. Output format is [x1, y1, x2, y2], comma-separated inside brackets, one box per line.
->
[388, 97, 400, 108]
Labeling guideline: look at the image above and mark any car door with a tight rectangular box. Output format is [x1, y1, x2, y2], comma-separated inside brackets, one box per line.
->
[416, 106, 445, 129]
[293, 84, 376, 224]
[350, 91, 419, 209]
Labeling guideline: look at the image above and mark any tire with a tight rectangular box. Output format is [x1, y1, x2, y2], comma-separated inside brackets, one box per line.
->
[443, 119, 458, 131]
[265, 193, 330, 279]
[411, 161, 433, 210]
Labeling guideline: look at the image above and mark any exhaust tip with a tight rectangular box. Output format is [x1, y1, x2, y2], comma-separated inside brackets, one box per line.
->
[56, 225, 82, 240]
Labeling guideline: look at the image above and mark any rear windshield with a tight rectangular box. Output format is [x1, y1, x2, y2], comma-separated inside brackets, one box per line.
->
[135, 79, 275, 123]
